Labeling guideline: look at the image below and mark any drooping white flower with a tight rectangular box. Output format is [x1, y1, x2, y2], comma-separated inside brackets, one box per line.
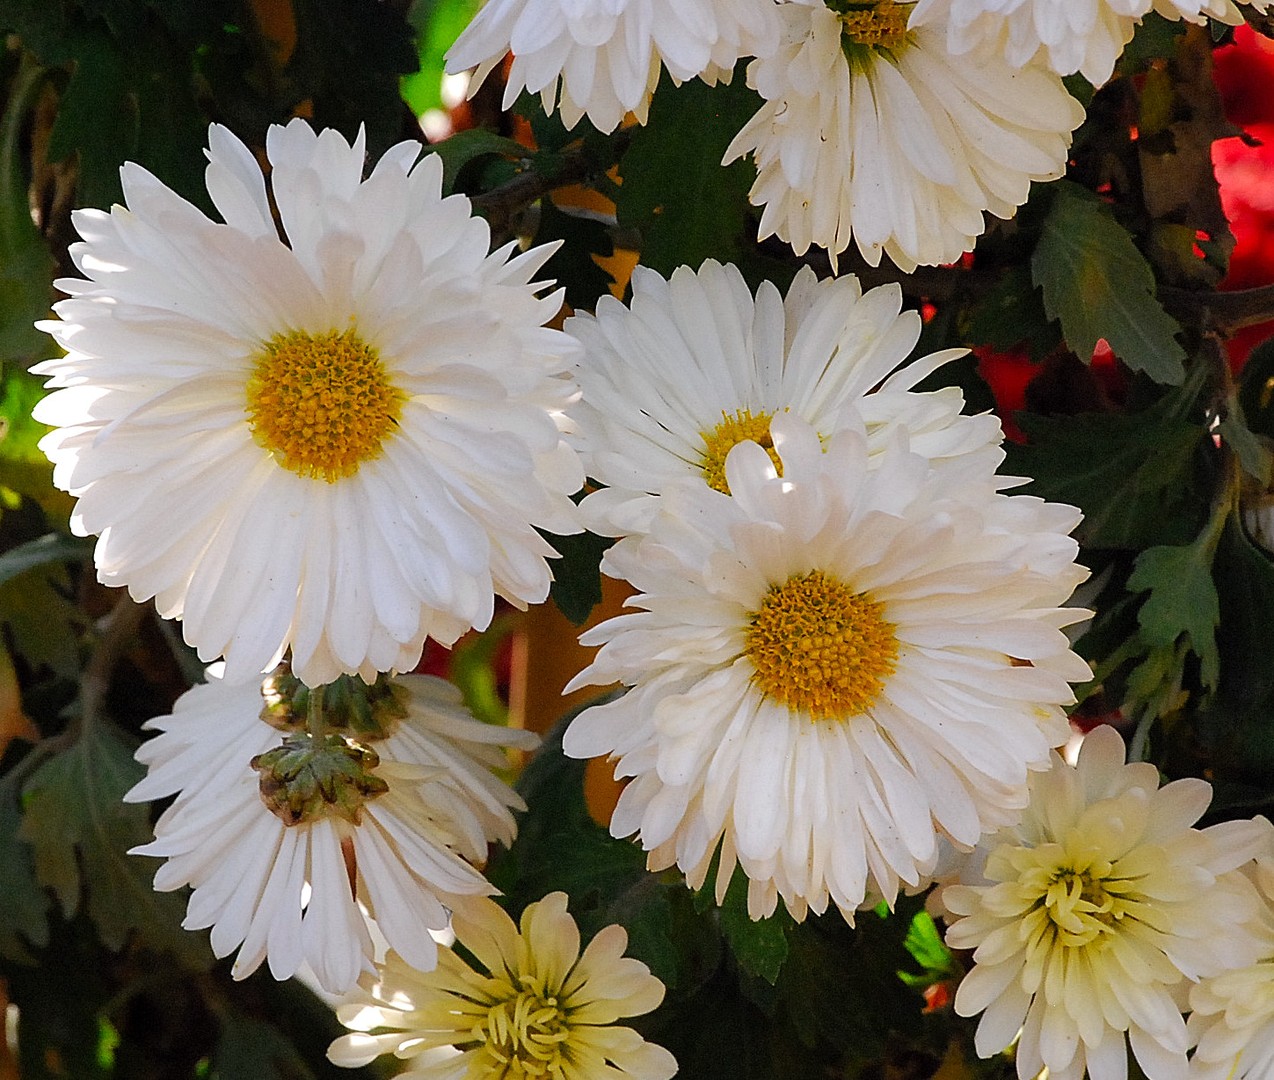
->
[1187, 859, 1274, 1080]
[34, 120, 583, 687]
[909, 0, 1265, 86]
[328, 892, 677, 1080]
[566, 259, 1005, 536]
[445, 0, 778, 134]
[124, 667, 538, 994]
[942, 726, 1274, 1080]
[563, 412, 1091, 923]
[723, 1, 1085, 271]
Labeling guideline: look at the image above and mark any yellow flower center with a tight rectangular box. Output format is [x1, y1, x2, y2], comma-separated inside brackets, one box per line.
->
[1012, 846, 1147, 951]
[838, 1, 911, 47]
[699, 408, 783, 495]
[745, 570, 899, 721]
[472, 977, 571, 1079]
[245, 327, 405, 482]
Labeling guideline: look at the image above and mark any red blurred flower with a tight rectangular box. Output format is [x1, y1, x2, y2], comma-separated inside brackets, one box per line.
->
[1212, 27, 1274, 370]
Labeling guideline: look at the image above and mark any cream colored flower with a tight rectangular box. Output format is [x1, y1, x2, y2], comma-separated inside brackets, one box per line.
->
[125, 667, 538, 994]
[943, 726, 1273, 1080]
[1188, 858, 1274, 1080]
[723, 0, 1084, 271]
[34, 120, 582, 687]
[445, 0, 778, 133]
[566, 259, 1004, 536]
[328, 892, 677, 1079]
[564, 413, 1090, 923]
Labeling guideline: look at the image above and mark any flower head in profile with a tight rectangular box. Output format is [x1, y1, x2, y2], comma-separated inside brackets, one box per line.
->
[909, 0, 1266, 86]
[563, 413, 1091, 922]
[125, 666, 538, 993]
[34, 120, 583, 687]
[723, 0, 1085, 271]
[445, 0, 777, 134]
[1188, 858, 1274, 1080]
[566, 260, 1004, 536]
[942, 726, 1273, 1080]
[328, 892, 677, 1080]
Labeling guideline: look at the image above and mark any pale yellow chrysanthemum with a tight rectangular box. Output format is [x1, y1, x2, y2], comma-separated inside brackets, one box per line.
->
[1188, 858, 1274, 1080]
[943, 726, 1273, 1080]
[34, 119, 582, 687]
[328, 893, 677, 1079]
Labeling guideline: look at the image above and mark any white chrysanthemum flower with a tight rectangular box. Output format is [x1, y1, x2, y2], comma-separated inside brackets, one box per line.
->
[942, 726, 1274, 1080]
[445, 0, 778, 134]
[328, 893, 677, 1080]
[34, 120, 583, 687]
[1187, 859, 1274, 1080]
[124, 667, 539, 994]
[567, 259, 1005, 536]
[908, 0, 1142, 85]
[909, 0, 1266, 86]
[723, 1, 1085, 271]
[563, 413, 1091, 922]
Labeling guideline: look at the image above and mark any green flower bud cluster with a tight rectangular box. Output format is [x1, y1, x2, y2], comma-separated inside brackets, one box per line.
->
[259, 664, 410, 739]
[251, 734, 389, 827]
[251, 664, 411, 827]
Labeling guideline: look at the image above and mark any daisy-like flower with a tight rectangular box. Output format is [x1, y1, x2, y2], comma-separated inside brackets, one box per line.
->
[942, 726, 1274, 1080]
[33, 120, 583, 688]
[722, 0, 1085, 271]
[909, 0, 1269, 87]
[327, 892, 677, 1080]
[444, 0, 778, 134]
[562, 413, 1091, 922]
[567, 259, 1005, 536]
[124, 666, 539, 994]
[1187, 859, 1274, 1080]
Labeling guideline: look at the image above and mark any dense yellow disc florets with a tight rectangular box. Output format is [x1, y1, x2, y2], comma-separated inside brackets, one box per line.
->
[246, 327, 404, 482]
[745, 569, 899, 721]
[473, 976, 572, 1078]
[699, 409, 783, 494]
[839, 1, 912, 51]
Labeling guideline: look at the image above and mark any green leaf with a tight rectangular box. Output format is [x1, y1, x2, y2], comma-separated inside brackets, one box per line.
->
[963, 265, 1061, 361]
[616, 70, 760, 275]
[1010, 408, 1204, 549]
[47, 31, 135, 209]
[533, 199, 616, 313]
[900, 909, 958, 986]
[544, 526, 614, 625]
[717, 866, 791, 985]
[1031, 181, 1187, 384]
[18, 720, 210, 964]
[210, 1015, 314, 1080]
[1128, 533, 1221, 691]
[0, 60, 56, 364]
[0, 783, 51, 961]
[0, 532, 91, 587]
[427, 128, 529, 194]
[1219, 414, 1273, 486]
[401, 0, 481, 116]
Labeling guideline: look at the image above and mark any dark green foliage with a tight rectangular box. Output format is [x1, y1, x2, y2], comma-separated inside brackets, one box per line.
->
[1032, 181, 1188, 383]
[616, 69, 760, 275]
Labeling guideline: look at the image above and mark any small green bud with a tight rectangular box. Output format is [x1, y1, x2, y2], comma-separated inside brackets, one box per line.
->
[250, 733, 389, 827]
[258, 663, 410, 739]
